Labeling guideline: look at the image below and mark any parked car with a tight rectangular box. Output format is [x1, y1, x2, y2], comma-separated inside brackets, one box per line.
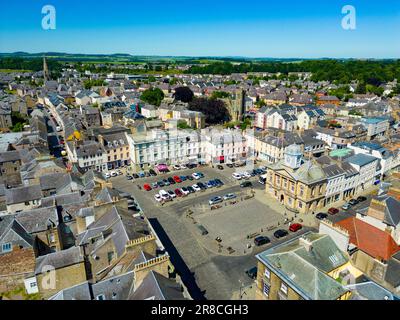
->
[349, 199, 359, 206]
[173, 164, 181, 170]
[187, 186, 195, 194]
[240, 181, 253, 188]
[149, 169, 157, 176]
[223, 193, 236, 200]
[143, 184, 152, 191]
[157, 180, 165, 187]
[232, 172, 242, 180]
[126, 175, 133, 180]
[242, 172, 252, 179]
[197, 182, 207, 190]
[214, 178, 224, 187]
[174, 188, 183, 197]
[162, 179, 170, 186]
[328, 207, 339, 215]
[254, 236, 270, 246]
[245, 267, 257, 280]
[192, 184, 201, 192]
[151, 182, 159, 189]
[186, 175, 194, 181]
[206, 181, 214, 188]
[167, 177, 176, 185]
[316, 212, 328, 220]
[104, 172, 111, 179]
[226, 163, 234, 168]
[342, 203, 351, 210]
[259, 176, 266, 185]
[217, 165, 224, 170]
[167, 190, 176, 198]
[192, 172, 202, 180]
[180, 175, 187, 181]
[274, 229, 289, 238]
[179, 164, 188, 170]
[110, 170, 117, 177]
[289, 223, 302, 232]
[181, 187, 190, 196]
[154, 194, 162, 202]
[173, 176, 182, 183]
[209, 196, 223, 205]
[132, 173, 139, 179]
[357, 196, 367, 202]
[315, 212, 328, 220]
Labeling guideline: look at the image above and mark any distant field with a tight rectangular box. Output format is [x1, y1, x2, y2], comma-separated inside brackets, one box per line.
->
[0, 69, 31, 73]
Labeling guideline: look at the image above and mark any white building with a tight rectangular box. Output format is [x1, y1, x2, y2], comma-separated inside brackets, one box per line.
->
[345, 153, 379, 192]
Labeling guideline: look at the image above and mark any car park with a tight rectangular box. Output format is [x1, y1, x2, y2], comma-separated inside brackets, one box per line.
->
[289, 223, 302, 232]
[209, 196, 223, 205]
[254, 236, 270, 246]
[316, 212, 328, 220]
[328, 207, 339, 215]
[143, 184, 152, 191]
[232, 172, 242, 180]
[274, 229, 289, 238]
[223, 193, 236, 200]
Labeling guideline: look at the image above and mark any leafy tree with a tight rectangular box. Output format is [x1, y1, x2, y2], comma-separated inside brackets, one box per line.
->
[188, 97, 231, 124]
[83, 79, 105, 89]
[173, 86, 194, 103]
[140, 88, 164, 106]
[211, 91, 230, 99]
[177, 120, 192, 129]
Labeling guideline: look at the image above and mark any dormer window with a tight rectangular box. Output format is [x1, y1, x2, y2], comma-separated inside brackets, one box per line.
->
[2, 242, 12, 253]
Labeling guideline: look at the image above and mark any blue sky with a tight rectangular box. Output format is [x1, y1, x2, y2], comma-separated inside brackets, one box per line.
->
[0, 0, 399, 58]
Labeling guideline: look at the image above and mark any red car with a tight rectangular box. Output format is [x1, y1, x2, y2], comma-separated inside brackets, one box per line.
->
[328, 207, 339, 215]
[173, 176, 182, 183]
[289, 223, 302, 232]
[143, 184, 152, 191]
[174, 188, 183, 197]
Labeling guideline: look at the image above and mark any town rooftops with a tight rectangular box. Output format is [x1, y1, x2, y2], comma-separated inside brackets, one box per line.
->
[35, 246, 84, 275]
[256, 232, 349, 300]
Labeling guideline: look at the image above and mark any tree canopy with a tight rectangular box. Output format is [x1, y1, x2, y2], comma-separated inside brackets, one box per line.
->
[173, 86, 194, 103]
[140, 87, 165, 106]
[188, 97, 231, 124]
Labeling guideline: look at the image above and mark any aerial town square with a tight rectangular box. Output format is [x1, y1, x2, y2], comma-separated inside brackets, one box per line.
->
[0, 0, 400, 305]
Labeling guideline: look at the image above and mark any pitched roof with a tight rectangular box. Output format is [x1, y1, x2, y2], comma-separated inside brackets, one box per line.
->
[35, 246, 84, 274]
[335, 217, 400, 261]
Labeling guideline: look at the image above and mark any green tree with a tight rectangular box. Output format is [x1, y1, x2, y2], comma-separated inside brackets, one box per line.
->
[140, 88, 165, 106]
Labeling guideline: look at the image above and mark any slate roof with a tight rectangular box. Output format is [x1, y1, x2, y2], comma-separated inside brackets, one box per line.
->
[345, 153, 378, 167]
[91, 271, 135, 300]
[15, 206, 58, 233]
[129, 271, 186, 300]
[49, 282, 92, 300]
[256, 233, 349, 300]
[5, 184, 43, 205]
[35, 246, 84, 274]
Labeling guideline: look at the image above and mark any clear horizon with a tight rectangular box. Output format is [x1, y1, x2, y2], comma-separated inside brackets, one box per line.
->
[1, 0, 399, 58]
